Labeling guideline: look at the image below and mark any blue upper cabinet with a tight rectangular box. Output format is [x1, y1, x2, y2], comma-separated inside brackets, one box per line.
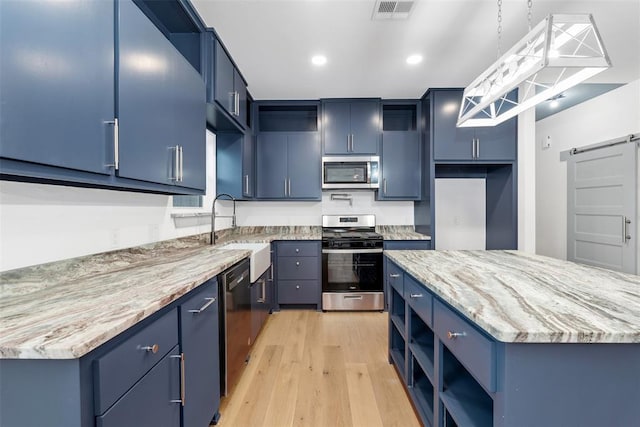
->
[378, 102, 421, 200]
[0, 0, 206, 194]
[256, 132, 321, 200]
[117, 0, 205, 190]
[322, 100, 381, 155]
[213, 39, 247, 129]
[431, 89, 516, 162]
[216, 130, 254, 200]
[0, 0, 115, 176]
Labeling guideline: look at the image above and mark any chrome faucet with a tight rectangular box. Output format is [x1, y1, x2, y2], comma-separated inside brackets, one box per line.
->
[211, 193, 236, 245]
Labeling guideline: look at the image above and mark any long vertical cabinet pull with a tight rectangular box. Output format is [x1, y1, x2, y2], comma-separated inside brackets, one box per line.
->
[170, 353, 185, 406]
[171, 145, 180, 181]
[476, 138, 480, 158]
[383, 178, 387, 195]
[244, 174, 249, 195]
[105, 118, 119, 170]
[284, 179, 288, 197]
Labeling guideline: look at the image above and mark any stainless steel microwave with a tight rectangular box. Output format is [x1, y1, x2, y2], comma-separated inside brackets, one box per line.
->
[322, 156, 380, 189]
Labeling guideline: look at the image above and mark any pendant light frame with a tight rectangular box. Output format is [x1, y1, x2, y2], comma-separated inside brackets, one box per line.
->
[457, 13, 611, 127]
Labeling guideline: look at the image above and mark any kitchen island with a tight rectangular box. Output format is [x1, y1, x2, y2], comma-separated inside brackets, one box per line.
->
[385, 250, 640, 427]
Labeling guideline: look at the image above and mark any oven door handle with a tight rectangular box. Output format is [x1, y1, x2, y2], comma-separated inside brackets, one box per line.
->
[322, 248, 383, 254]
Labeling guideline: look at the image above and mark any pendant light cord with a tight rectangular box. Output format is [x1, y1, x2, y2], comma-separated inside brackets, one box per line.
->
[497, 0, 503, 58]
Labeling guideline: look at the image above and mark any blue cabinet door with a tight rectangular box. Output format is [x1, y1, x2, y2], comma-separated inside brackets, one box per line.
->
[214, 40, 235, 116]
[180, 279, 220, 427]
[474, 118, 517, 161]
[96, 346, 181, 427]
[256, 133, 288, 198]
[234, 69, 247, 127]
[349, 101, 380, 155]
[380, 131, 420, 199]
[287, 132, 321, 199]
[432, 90, 476, 161]
[242, 132, 254, 198]
[0, 0, 114, 175]
[322, 101, 351, 154]
[118, 0, 204, 187]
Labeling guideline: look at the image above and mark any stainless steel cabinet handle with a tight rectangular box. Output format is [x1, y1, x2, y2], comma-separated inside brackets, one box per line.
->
[344, 295, 363, 300]
[170, 353, 185, 406]
[471, 138, 476, 159]
[476, 138, 480, 158]
[284, 179, 288, 197]
[170, 145, 180, 181]
[140, 344, 159, 353]
[447, 331, 467, 340]
[296, 261, 300, 266]
[287, 179, 291, 197]
[383, 178, 387, 195]
[188, 297, 216, 314]
[268, 263, 274, 282]
[295, 285, 300, 289]
[244, 174, 249, 195]
[410, 293, 423, 299]
[389, 273, 400, 278]
[295, 248, 300, 253]
[347, 135, 350, 152]
[257, 279, 266, 303]
[105, 118, 119, 170]
[235, 92, 240, 116]
[228, 91, 235, 114]
[624, 216, 632, 242]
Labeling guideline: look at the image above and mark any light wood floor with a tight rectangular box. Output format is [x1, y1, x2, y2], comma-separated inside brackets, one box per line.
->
[216, 310, 421, 427]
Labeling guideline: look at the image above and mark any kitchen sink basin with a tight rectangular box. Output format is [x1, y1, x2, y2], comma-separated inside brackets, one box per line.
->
[219, 242, 271, 282]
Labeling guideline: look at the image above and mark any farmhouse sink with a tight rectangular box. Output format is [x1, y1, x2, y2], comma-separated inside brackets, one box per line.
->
[219, 242, 271, 282]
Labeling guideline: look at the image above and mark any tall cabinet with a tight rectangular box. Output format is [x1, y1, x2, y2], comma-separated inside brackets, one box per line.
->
[417, 88, 518, 250]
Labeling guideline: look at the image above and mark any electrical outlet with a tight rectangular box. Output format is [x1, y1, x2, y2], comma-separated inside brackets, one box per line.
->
[542, 135, 552, 149]
[149, 225, 159, 241]
[110, 229, 119, 248]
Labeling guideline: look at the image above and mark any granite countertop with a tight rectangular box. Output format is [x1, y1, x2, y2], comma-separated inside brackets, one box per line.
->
[376, 225, 431, 241]
[0, 226, 322, 360]
[385, 250, 640, 344]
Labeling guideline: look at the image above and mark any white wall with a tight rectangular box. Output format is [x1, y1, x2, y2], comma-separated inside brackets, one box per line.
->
[535, 79, 640, 260]
[0, 130, 414, 271]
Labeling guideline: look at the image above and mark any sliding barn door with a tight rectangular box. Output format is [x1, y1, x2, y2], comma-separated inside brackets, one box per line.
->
[567, 142, 637, 274]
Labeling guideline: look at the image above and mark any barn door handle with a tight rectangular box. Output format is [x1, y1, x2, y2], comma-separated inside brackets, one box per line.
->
[623, 217, 631, 242]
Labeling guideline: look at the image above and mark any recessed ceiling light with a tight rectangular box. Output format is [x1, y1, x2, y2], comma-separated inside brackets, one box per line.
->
[549, 100, 560, 109]
[311, 55, 327, 66]
[406, 54, 423, 65]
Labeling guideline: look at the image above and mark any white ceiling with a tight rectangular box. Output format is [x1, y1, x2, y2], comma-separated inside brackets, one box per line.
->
[191, 0, 640, 100]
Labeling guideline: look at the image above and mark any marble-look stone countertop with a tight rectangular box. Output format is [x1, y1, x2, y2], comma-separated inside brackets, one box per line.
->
[0, 226, 322, 359]
[385, 250, 640, 344]
[376, 225, 431, 241]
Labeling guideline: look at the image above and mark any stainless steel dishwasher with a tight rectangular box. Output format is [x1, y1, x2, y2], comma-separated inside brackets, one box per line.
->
[219, 258, 251, 396]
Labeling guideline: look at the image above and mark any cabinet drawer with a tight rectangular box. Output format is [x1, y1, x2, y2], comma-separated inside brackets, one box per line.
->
[96, 345, 181, 427]
[433, 300, 495, 392]
[405, 275, 432, 326]
[384, 240, 431, 250]
[94, 308, 178, 415]
[278, 280, 319, 304]
[277, 241, 319, 257]
[387, 261, 404, 294]
[277, 256, 319, 280]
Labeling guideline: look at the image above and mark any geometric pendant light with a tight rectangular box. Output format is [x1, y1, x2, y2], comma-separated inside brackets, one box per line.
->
[457, 14, 611, 127]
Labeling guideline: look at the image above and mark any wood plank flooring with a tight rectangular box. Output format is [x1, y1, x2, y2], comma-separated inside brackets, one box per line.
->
[216, 310, 420, 427]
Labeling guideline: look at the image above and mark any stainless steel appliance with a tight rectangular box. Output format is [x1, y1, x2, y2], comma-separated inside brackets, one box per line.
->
[322, 215, 384, 310]
[219, 258, 251, 396]
[322, 156, 380, 189]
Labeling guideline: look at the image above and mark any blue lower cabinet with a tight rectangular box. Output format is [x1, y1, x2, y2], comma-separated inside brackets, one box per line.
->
[179, 279, 220, 427]
[274, 241, 321, 309]
[383, 240, 431, 251]
[251, 267, 272, 345]
[96, 345, 181, 427]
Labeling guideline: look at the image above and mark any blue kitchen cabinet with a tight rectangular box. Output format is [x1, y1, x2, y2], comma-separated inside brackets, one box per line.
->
[214, 40, 247, 128]
[0, 0, 115, 176]
[96, 346, 182, 427]
[0, 0, 206, 194]
[379, 131, 421, 200]
[180, 279, 220, 427]
[216, 131, 254, 199]
[256, 133, 288, 198]
[431, 89, 516, 162]
[322, 100, 380, 155]
[274, 241, 322, 310]
[117, 0, 205, 190]
[256, 132, 321, 200]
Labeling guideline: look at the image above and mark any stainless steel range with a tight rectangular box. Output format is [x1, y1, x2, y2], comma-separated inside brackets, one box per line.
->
[322, 214, 384, 311]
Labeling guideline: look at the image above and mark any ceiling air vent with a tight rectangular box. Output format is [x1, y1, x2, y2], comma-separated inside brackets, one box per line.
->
[372, 1, 415, 20]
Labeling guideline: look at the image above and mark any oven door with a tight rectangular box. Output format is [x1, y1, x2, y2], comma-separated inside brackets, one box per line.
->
[322, 248, 383, 292]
